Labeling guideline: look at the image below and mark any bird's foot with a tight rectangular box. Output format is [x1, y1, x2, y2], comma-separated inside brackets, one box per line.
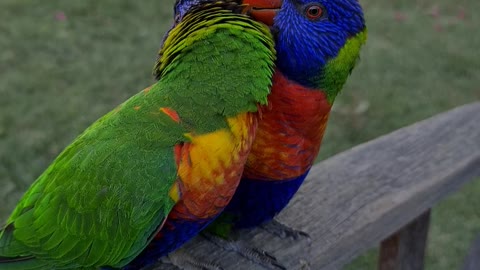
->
[202, 233, 286, 270]
[299, 259, 311, 270]
[158, 248, 223, 270]
[261, 219, 310, 240]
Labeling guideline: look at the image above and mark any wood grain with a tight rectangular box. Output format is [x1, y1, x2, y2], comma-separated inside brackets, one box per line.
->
[154, 102, 480, 270]
[462, 234, 480, 270]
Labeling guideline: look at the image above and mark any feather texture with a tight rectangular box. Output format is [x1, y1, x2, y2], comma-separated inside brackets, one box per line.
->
[208, 0, 367, 234]
[0, 1, 275, 269]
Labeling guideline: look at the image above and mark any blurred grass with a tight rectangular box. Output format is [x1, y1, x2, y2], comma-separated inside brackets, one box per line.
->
[0, 0, 478, 269]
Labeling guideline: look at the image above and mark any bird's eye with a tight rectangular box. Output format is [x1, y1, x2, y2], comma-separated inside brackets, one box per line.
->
[305, 4, 324, 20]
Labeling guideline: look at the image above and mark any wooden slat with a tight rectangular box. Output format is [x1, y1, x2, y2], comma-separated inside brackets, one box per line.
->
[378, 210, 431, 270]
[156, 102, 480, 270]
[462, 234, 480, 270]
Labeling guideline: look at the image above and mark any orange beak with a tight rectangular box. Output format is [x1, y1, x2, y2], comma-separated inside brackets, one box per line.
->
[243, 0, 282, 26]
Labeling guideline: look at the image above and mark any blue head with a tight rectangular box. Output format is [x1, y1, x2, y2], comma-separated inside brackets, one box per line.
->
[164, 0, 229, 39]
[172, 0, 278, 24]
[161, 0, 282, 56]
[173, 0, 206, 24]
[274, 0, 366, 94]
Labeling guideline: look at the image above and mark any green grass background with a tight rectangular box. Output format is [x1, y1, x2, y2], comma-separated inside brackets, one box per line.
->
[0, 0, 479, 269]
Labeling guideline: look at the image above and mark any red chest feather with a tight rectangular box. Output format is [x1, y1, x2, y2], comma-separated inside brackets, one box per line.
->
[244, 71, 332, 180]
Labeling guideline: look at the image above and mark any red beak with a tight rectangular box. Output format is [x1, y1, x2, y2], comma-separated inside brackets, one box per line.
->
[243, 0, 282, 26]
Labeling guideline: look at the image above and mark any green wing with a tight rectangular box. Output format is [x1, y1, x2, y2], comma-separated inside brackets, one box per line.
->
[0, 87, 187, 268]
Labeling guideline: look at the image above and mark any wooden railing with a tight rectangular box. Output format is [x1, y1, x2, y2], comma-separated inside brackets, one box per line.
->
[159, 102, 480, 270]
[463, 235, 480, 270]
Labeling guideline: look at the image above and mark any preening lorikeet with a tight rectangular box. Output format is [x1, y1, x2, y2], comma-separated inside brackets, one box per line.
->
[209, 0, 367, 234]
[0, 1, 275, 269]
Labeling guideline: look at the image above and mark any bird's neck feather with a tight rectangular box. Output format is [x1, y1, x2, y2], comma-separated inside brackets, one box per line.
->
[244, 71, 332, 180]
[276, 28, 367, 103]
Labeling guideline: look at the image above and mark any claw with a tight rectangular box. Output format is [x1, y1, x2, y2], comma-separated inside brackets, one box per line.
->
[262, 219, 310, 240]
[203, 233, 286, 270]
[161, 248, 223, 270]
[299, 259, 311, 270]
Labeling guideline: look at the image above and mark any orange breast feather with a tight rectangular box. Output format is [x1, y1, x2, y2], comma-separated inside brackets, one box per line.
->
[168, 112, 258, 221]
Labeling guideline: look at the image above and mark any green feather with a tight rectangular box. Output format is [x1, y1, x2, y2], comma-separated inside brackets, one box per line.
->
[0, 2, 275, 269]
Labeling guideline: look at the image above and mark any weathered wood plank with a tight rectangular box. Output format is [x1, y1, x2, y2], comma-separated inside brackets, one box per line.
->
[378, 210, 431, 270]
[462, 234, 480, 270]
[159, 102, 480, 270]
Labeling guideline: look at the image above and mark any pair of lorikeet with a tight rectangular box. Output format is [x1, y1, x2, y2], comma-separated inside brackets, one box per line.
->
[0, 0, 366, 269]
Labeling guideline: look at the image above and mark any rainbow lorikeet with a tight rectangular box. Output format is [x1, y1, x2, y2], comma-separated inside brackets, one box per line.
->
[0, 1, 275, 269]
[127, 0, 366, 268]
[208, 0, 367, 236]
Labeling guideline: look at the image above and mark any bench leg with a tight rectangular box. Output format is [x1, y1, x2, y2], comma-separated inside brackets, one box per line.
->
[378, 210, 431, 270]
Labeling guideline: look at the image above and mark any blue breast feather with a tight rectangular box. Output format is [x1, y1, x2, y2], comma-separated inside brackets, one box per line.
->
[224, 171, 310, 229]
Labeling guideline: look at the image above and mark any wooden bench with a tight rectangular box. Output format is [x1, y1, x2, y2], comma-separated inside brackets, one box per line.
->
[158, 102, 480, 270]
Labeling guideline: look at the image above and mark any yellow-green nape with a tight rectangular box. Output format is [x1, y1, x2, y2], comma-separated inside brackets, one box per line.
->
[321, 29, 368, 104]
